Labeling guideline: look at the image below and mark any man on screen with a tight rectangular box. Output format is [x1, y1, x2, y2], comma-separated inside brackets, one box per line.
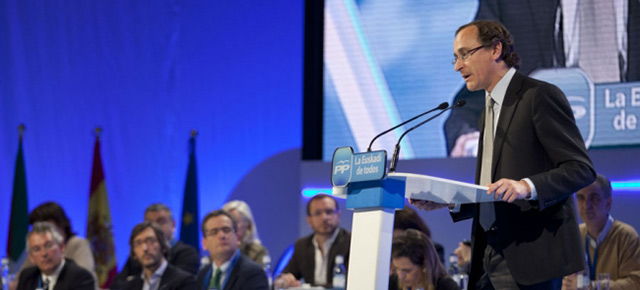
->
[445, 0, 640, 157]
[412, 20, 595, 289]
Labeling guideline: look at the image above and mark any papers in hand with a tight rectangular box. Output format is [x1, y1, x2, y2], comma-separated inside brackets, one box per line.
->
[387, 172, 495, 204]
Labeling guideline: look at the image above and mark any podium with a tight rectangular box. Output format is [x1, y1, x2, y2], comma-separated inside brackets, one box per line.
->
[331, 147, 487, 290]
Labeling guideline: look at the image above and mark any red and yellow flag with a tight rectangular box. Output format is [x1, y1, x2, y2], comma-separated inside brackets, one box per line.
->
[86, 132, 117, 288]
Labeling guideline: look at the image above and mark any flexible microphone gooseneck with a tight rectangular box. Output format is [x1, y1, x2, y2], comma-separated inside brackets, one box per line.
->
[389, 100, 466, 172]
[366, 102, 449, 152]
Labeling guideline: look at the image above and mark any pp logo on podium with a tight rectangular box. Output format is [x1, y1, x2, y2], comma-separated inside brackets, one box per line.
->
[331, 146, 387, 187]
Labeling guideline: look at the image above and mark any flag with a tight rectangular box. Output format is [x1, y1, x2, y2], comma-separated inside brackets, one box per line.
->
[179, 131, 199, 249]
[7, 126, 28, 269]
[86, 133, 117, 288]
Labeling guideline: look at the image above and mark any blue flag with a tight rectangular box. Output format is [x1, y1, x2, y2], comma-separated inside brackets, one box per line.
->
[180, 133, 199, 249]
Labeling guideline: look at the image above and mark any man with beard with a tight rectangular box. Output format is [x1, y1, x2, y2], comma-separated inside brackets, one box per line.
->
[275, 194, 351, 288]
[111, 204, 200, 289]
[119, 222, 195, 290]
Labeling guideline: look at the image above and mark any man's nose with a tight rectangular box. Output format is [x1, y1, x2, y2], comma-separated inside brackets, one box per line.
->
[454, 58, 463, 71]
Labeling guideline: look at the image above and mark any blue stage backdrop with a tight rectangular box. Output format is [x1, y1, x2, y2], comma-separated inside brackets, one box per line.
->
[0, 0, 303, 269]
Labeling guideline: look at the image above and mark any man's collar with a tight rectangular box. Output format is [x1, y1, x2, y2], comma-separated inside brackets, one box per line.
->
[141, 259, 168, 282]
[41, 258, 65, 281]
[212, 249, 240, 274]
[312, 228, 340, 248]
[486, 67, 517, 105]
[587, 215, 615, 246]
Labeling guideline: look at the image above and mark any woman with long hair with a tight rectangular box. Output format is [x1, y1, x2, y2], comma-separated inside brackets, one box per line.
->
[390, 229, 460, 290]
[222, 200, 270, 266]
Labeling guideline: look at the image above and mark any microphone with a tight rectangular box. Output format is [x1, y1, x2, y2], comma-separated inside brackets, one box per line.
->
[389, 100, 466, 172]
[367, 102, 449, 152]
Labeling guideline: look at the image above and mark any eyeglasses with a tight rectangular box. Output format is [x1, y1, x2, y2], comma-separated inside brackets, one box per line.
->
[29, 241, 57, 255]
[451, 45, 488, 65]
[133, 237, 159, 248]
[204, 226, 234, 237]
[309, 209, 338, 218]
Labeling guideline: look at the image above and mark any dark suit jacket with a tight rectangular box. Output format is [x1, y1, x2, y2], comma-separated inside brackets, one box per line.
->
[451, 71, 595, 287]
[196, 254, 268, 290]
[16, 259, 94, 290]
[444, 0, 640, 153]
[119, 263, 196, 290]
[111, 241, 199, 289]
[282, 228, 351, 287]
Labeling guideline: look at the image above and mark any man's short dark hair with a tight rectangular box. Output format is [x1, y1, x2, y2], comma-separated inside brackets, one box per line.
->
[29, 202, 74, 242]
[306, 194, 338, 216]
[129, 221, 170, 259]
[144, 203, 173, 220]
[457, 20, 520, 69]
[201, 210, 237, 235]
[594, 174, 613, 199]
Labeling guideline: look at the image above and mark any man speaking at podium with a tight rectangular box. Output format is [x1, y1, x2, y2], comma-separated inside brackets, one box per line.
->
[412, 20, 595, 290]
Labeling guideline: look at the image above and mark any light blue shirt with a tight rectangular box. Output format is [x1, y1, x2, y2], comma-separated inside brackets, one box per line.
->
[142, 260, 168, 290]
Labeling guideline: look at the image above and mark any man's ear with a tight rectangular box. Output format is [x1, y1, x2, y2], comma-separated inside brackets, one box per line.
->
[492, 41, 503, 62]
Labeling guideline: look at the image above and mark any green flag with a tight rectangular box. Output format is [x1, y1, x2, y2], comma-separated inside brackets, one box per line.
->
[7, 127, 28, 264]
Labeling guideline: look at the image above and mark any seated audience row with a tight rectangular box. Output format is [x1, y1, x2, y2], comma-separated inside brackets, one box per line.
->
[26, 182, 635, 290]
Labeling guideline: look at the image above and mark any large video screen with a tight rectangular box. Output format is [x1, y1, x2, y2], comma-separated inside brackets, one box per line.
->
[322, 0, 640, 161]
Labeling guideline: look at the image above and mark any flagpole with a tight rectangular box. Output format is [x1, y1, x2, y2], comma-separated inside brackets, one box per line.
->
[18, 124, 25, 139]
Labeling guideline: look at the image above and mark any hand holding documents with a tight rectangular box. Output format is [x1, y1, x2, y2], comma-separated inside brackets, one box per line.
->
[387, 172, 495, 204]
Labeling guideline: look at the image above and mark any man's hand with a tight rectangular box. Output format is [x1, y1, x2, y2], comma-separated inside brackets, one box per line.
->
[561, 273, 578, 290]
[274, 273, 301, 289]
[409, 199, 450, 211]
[486, 179, 531, 203]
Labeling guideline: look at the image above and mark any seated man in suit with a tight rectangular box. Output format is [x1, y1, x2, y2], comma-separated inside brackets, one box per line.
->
[274, 194, 351, 288]
[196, 210, 268, 290]
[118, 221, 195, 290]
[562, 174, 640, 290]
[16, 221, 94, 290]
[111, 203, 199, 289]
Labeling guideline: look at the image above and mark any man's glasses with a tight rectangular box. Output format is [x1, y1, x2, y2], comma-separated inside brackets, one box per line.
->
[204, 226, 234, 237]
[133, 237, 159, 248]
[309, 209, 338, 218]
[29, 241, 57, 255]
[451, 44, 489, 65]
